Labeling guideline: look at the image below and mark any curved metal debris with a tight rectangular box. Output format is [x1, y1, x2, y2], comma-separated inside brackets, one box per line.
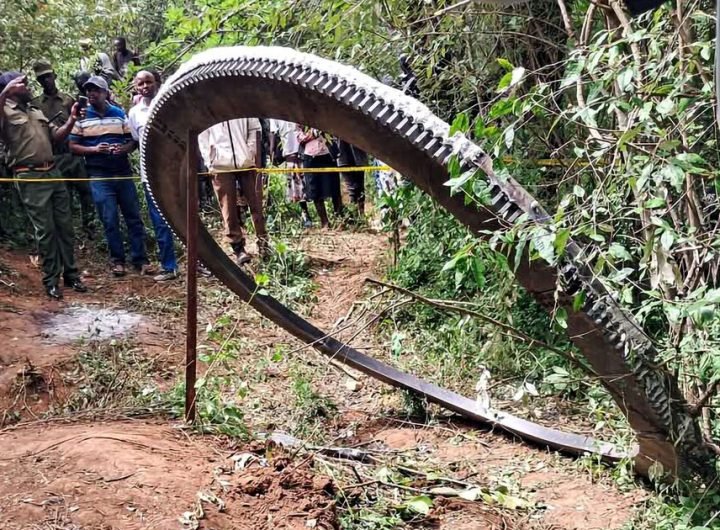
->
[142, 46, 712, 477]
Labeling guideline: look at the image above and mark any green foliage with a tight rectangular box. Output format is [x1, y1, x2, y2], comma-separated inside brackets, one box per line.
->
[3, 1, 718, 525]
[628, 486, 720, 530]
[465, 2, 720, 450]
[62, 339, 161, 412]
[0, 0, 164, 91]
[259, 237, 316, 308]
[0, 184, 36, 248]
[289, 367, 337, 437]
[166, 378, 247, 438]
[164, 313, 249, 437]
[263, 172, 305, 233]
[381, 186, 586, 401]
[338, 504, 404, 530]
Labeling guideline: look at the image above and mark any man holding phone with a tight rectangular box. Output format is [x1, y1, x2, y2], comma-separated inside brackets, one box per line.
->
[33, 60, 95, 240]
[0, 72, 88, 300]
[69, 76, 150, 278]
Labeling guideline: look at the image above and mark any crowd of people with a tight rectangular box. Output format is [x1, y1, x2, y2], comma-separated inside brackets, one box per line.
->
[0, 37, 395, 300]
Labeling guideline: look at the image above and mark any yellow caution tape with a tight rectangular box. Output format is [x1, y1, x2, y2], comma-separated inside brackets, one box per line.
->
[0, 165, 393, 183]
[214, 165, 389, 174]
[0, 158, 593, 183]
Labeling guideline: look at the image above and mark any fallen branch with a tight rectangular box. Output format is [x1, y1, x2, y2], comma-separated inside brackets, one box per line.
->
[268, 431, 380, 464]
[271, 431, 490, 491]
[704, 437, 720, 457]
[103, 471, 136, 483]
[691, 378, 720, 417]
[364, 277, 596, 376]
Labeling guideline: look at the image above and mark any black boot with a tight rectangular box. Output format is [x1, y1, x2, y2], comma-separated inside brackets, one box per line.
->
[231, 243, 251, 266]
[46, 285, 63, 300]
[64, 278, 88, 293]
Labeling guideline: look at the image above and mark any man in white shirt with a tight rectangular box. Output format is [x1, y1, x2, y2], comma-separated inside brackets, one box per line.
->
[269, 119, 311, 227]
[198, 118, 267, 265]
[127, 70, 178, 281]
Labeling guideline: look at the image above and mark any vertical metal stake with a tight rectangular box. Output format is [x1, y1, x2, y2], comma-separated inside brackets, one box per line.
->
[185, 130, 200, 423]
[255, 130, 268, 251]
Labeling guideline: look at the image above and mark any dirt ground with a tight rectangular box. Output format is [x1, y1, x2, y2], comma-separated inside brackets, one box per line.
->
[0, 228, 646, 529]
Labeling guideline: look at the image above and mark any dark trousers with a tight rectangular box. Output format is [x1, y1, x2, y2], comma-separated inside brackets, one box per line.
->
[15, 169, 80, 287]
[90, 177, 148, 267]
[54, 153, 94, 232]
[303, 154, 341, 202]
[143, 183, 177, 272]
[341, 171, 365, 204]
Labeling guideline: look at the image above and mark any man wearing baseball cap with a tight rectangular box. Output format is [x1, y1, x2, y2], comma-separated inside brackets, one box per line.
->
[33, 60, 95, 240]
[0, 72, 88, 300]
[69, 76, 150, 278]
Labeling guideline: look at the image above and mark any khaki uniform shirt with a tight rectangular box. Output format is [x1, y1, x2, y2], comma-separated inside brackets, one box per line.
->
[0, 99, 57, 168]
[35, 92, 74, 155]
[35, 92, 74, 126]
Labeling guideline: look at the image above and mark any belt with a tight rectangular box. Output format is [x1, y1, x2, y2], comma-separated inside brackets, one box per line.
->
[13, 161, 55, 174]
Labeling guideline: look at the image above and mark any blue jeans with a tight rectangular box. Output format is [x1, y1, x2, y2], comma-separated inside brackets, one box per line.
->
[90, 178, 148, 267]
[144, 183, 177, 272]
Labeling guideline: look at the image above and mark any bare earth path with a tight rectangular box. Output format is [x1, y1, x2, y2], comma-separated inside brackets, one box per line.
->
[0, 229, 645, 529]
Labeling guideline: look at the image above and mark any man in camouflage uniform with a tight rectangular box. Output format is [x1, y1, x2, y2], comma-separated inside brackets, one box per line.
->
[0, 72, 87, 300]
[33, 60, 95, 239]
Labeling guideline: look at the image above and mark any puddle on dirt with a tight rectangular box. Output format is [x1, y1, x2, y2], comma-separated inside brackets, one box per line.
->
[39, 305, 145, 344]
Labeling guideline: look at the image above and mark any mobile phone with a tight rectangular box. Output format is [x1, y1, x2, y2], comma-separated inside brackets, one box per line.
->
[78, 96, 88, 109]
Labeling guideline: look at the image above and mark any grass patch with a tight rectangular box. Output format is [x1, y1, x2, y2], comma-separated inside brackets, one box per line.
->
[290, 366, 337, 438]
[61, 339, 166, 413]
[257, 238, 317, 310]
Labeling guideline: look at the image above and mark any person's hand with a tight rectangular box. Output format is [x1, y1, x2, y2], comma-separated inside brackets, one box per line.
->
[1, 76, 27, 97]
[69, 102, 80, 121]
[96, 143, 112, 154]
[110, 144, 127, 155]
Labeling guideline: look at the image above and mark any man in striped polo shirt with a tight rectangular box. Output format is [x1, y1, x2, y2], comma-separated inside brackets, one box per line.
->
[69, 76, 150, 277]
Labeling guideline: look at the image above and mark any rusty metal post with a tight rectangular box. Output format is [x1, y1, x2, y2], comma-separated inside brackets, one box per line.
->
[185, 130, 200, 423]
[254, 130, 269, 255]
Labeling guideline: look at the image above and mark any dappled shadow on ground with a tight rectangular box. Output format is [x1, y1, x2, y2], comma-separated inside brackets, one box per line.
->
[0, 226, 645, 529]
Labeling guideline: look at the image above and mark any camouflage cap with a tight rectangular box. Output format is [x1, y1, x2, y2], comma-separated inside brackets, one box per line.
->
[32, 60, 54, 78]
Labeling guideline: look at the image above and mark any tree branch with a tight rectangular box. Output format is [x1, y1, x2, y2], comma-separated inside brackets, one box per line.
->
[691, 378, 720, 417]
[580, 2, 597, 46]
[365, 277, 597, 376]
[555, 0, 576, 41]
[163, 9, 242, 71]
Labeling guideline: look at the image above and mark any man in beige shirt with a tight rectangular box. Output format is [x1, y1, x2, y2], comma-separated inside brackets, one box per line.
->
[198, 119, 268, 264]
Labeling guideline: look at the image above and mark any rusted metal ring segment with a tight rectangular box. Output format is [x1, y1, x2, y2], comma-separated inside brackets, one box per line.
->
[141, 46, 711, 475]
